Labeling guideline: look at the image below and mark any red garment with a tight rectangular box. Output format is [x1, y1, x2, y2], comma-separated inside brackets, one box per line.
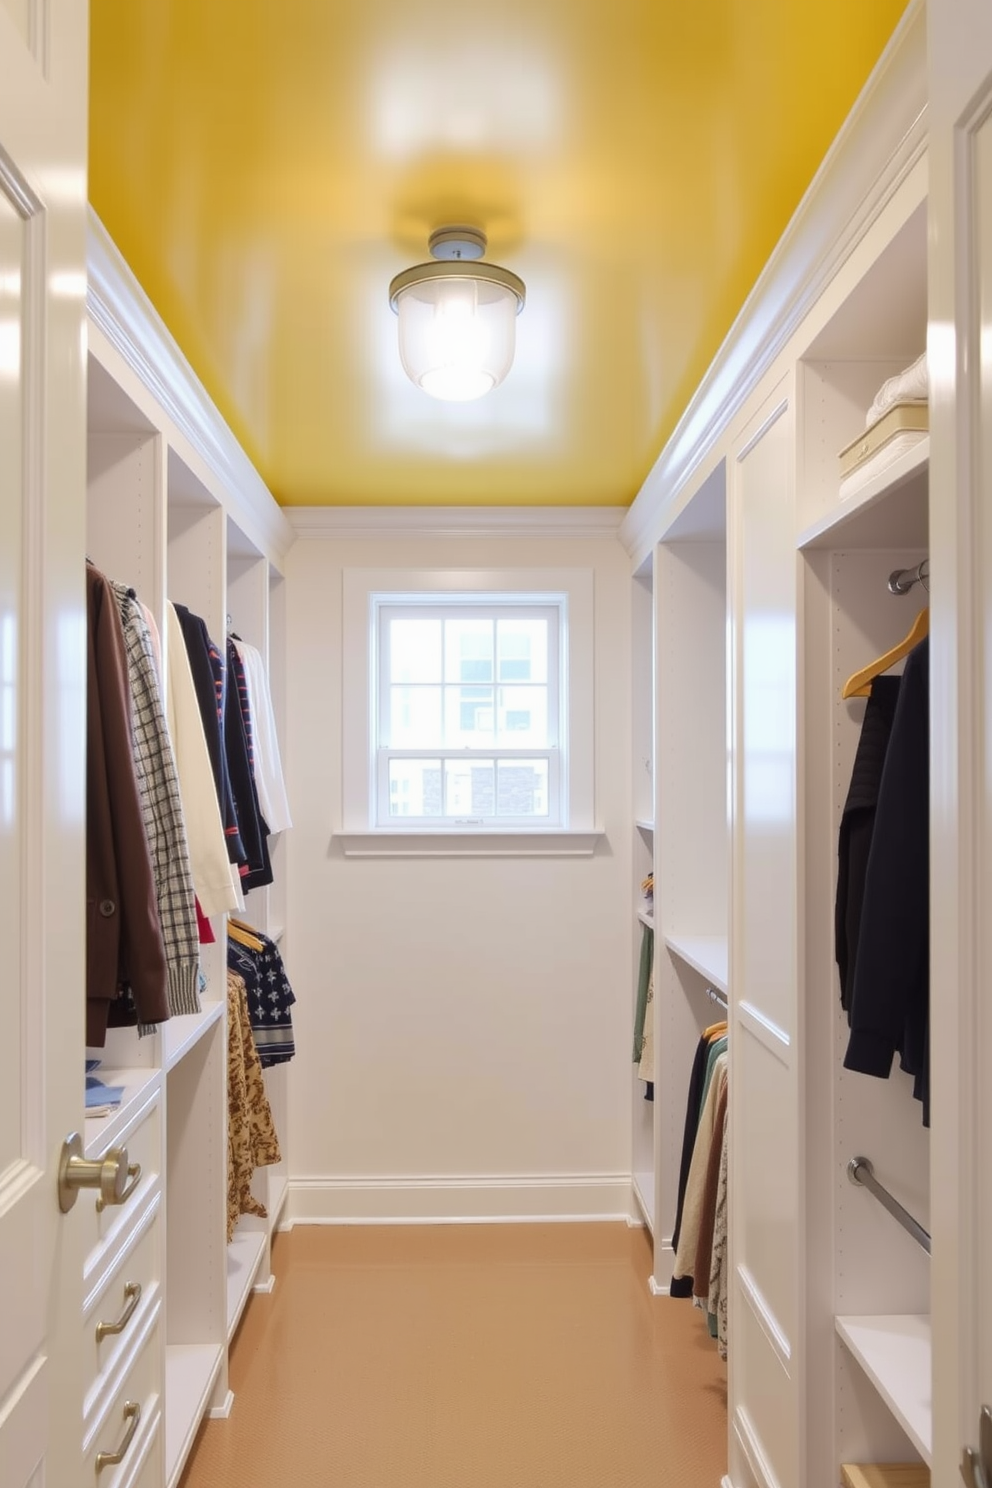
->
[195, 897, 216, 944]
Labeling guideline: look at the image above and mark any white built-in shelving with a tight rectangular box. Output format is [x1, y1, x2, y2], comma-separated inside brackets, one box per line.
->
[164, 1343, 225, 1488]
[664, 934, 729, 996]
[835, 1316, 932, 1464]
[81, 212, 295, 1488]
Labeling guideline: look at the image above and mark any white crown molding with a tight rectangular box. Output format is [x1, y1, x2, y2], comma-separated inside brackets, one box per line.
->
[285, 1172, 633, 1225]
[86, 210, 295, 566]
[620, 0, 928, 562]
[286, 505, 625, 541]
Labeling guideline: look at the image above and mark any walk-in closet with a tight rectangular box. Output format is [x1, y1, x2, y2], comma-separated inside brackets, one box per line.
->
[3, 1, 992, 1487]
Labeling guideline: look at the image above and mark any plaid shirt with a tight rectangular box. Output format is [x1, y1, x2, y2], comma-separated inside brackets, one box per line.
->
[113, 583, 201, 1025]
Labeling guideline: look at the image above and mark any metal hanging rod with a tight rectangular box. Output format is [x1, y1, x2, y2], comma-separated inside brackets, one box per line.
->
[888, 558, 930, 595]
[705, 985, 728, 1013]
[847, 1155, 931, 1255]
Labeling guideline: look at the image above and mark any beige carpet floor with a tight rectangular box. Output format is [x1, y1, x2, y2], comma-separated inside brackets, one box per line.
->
[180, 1222, 728, 1487]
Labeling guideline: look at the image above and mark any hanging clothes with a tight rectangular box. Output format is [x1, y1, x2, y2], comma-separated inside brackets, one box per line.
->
[707, 1121, 730, 1358]
[844, 637, 930, 1124]
[692, 1068, 728, 1315]
[165, 603, 243, 917]
[226, 968, 281, 1242]
[85, 562, 169, 1044]
[232, 637, 292, 834]
[172, 603, 245, 869]
[671, 1040, 727, 1295]
[835, 674, 901, 1015]
[637, 964, 655, 1088]
[112, 582, 200, 1023]
[227, 926, 297, 1068]
[632, 923, 653, 1063]
[225, 637, 273, 892]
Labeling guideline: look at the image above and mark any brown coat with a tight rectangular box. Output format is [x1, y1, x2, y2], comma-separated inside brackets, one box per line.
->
[86, 564, 168, 1043]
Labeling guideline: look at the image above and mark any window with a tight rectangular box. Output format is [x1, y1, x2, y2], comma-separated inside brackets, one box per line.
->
[341, 567, 596, 853]
[374, 599, 562, 826]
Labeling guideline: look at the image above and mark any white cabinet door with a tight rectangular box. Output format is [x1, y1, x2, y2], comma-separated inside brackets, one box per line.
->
[0, 5, 87, 1486]
[929, 1, 992, 1483]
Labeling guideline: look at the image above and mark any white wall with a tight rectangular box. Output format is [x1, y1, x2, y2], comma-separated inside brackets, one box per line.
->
[283, 530, 633, 1223]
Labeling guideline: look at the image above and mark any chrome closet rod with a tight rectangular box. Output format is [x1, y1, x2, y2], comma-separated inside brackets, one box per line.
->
[705, 985, 728, 1013]
[847, 1155, 931, 1255]
[888, 558, 930, 595]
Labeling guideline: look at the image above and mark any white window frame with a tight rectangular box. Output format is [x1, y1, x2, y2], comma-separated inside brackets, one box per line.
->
[341, 567, 599, 857]
[374, 596, 563, 828]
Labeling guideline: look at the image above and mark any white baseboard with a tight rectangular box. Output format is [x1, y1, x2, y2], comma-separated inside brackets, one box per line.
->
[253, 1273, 276, 1294]
[208, 1389, 234, 1420]
[285, 1173, 634, 1226]
[648, 1274, 670, 1296]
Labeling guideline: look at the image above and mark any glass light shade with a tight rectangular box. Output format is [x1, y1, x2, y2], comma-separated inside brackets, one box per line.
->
[393, 271, 522, 402]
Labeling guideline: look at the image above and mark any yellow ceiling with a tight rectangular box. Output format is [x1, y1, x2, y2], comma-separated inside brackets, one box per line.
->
[89, 1, 908, 507]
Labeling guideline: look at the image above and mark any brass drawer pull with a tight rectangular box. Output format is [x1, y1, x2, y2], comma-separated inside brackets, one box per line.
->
[96, 1161, 141, 1214]
[95, 1281, 141, 1344]
[96, 1400, 140, 1472]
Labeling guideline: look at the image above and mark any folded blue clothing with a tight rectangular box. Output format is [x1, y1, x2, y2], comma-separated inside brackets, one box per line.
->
[85, 1076, 124, 1109]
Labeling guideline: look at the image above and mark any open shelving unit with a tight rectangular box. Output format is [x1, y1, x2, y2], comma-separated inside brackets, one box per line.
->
[227, 1229, 269, 1340]
[81, 216, 296, 1488]
[797, 170, 931, 1483]
[164, 1343, 225, 1488]
[835, 1316, 932, 1464]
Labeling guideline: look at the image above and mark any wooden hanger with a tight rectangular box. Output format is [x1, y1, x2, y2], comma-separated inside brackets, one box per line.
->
[228, 922, 265, 953]
[841, 607, 929, 700]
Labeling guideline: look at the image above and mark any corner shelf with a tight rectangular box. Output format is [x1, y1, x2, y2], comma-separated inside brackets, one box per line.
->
[227, 1228, 267, 1341]
[635, 818, 654, 834]
[637, 907, 655, 929]
[165, 1342, 225, 1488]
[663, 934, 729, 996]
[836, 1314, 932, 1464]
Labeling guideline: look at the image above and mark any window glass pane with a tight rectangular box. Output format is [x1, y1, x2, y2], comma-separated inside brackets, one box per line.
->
[444, 685, 494, 746]
[444, 758, 494, 817]
[497, 618, 547, 684]
[496, 759, 549, 817]
[389, 618, 441, 684]
[388, 759, 443, 816]
[389, 686, 442, 746]
[496, 686, 548, 746]
[445, 618, 493, 684]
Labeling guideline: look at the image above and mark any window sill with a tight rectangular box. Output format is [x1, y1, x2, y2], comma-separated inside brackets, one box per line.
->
[335, 829, 604, 858]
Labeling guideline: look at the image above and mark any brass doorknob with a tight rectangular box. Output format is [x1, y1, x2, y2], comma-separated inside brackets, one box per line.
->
[57, 1132, 141, 1214]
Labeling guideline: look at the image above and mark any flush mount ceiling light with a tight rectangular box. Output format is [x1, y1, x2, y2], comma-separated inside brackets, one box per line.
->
[389, 226, 526, 402]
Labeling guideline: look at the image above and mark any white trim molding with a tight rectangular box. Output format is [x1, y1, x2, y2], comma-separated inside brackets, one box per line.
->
[286, 1173, 634, 1226]
[286, 505, 625, 541]
[620, 0, 927, 565]
[86, 210, 295, 566]
[733, 1407, 783, 1488]
[736, 1264, 792, 1372]
[334, 829, 603, 858]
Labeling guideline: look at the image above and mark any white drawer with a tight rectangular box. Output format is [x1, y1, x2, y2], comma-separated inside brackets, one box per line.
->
[83, 1300, 162, 1488]
[111, 1412, 163, 1488]
[83, 1091, 162, 1282]
[83, 1190, 162, 1417]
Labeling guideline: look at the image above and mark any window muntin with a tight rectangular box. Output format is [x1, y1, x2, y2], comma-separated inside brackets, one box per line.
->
[374, 599, 563, 827]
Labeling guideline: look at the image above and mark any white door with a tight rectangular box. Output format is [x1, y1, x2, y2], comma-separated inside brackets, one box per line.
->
[0, 4, 88, 1486]
[928, 0, 992, 1484]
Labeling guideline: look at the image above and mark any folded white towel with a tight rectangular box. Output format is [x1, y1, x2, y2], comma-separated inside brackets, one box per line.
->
[866, 351, 928, 428]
